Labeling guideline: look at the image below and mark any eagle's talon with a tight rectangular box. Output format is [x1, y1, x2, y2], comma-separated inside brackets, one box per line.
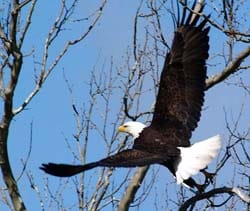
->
[202, 170, 216, 184]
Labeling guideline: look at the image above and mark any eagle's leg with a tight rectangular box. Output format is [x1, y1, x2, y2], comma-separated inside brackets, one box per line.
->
[201, 169, 216, 184]
[195, 183, 206, 193]
[184, 178, 206, 193]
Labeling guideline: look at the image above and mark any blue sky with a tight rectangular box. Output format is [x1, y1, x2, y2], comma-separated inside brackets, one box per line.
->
[1, 0, 249, 210]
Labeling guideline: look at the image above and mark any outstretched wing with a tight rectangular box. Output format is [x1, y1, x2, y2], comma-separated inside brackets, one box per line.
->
[151, 1, 210, 142]
[40, 149, 166, 177]
[97, 149, 166, 167]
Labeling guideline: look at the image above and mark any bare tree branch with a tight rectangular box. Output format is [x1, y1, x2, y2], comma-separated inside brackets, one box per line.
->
[18, 0, 37, 49]
[13, 0, 107, 115]
[0, 1, 26, 209]
[179, 186, 250, 211]
[206, 46, 250, 90]
[118, 166, 149, 211]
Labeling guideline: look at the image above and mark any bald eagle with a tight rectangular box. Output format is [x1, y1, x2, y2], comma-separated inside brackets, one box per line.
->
[40, 1, 221, 192]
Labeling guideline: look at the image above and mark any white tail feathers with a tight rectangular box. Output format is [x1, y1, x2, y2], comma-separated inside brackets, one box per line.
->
[176, 135, 221, 184]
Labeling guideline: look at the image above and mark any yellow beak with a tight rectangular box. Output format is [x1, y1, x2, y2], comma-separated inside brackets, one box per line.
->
[118, 125, 126, 133]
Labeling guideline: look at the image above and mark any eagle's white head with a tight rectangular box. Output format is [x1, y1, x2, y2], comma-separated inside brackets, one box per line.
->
[118, 121, 146, 138]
